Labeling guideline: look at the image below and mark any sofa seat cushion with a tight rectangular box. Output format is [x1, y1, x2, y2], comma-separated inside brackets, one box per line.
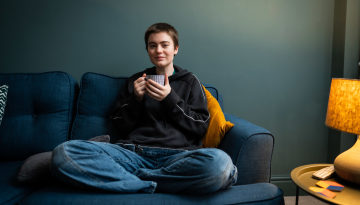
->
[0, 72, 78, 160]
[19, 183, 283, 205]
[0, 161, 34, 205]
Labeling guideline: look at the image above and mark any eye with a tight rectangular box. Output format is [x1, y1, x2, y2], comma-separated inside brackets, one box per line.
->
[149, 44, 156, 49]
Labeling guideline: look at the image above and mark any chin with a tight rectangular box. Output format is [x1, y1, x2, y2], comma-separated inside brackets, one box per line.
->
[153, 63, 169, 69]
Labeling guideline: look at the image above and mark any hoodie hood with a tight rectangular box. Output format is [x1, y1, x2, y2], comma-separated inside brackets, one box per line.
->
[170, 65, 191, 81]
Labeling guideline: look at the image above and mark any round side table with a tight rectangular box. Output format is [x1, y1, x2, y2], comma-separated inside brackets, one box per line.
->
[291, 164, 360, 205]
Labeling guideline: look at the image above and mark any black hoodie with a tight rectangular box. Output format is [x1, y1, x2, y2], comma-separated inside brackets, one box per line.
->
[112, 65, 209, 150]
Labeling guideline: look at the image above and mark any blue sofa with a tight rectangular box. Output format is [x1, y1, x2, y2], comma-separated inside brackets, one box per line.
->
[0, 71, 284, 205]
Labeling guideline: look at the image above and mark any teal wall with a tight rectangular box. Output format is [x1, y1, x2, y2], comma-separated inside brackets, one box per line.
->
[1, 0, 358, 195]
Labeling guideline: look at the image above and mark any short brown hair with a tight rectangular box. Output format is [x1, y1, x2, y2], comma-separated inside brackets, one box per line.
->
[144, 23, 179, 50]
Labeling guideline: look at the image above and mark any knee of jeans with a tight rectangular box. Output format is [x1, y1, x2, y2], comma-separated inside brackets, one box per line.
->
[184, 149, 236, 193]
[196, 148, 233, 178]
[51, 140, 90, 170]
[51, 143, 65, 174]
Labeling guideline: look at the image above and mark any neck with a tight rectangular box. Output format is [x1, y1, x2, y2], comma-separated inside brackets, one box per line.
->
[156, 65, 174, 76]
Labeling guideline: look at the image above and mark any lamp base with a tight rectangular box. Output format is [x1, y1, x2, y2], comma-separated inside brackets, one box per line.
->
[334, 135, 360, 185]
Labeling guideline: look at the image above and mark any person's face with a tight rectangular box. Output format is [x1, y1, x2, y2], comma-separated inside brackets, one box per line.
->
[147, 32, 178, 70]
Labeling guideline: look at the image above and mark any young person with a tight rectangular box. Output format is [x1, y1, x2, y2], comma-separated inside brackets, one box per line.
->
[51, 23, 237, 194]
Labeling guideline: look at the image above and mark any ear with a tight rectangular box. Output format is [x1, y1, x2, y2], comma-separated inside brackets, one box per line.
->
[174, 45, 179, 55]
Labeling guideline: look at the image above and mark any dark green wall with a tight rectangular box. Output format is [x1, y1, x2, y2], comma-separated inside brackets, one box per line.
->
[328, 0, 360, 164]
[2, 0, 359, 195]
[341, 0, 360, 152]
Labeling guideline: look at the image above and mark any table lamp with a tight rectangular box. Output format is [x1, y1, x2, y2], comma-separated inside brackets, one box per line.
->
[325, 78, 360, 185]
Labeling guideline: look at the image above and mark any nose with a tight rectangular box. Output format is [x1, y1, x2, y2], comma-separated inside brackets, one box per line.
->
[156, 46, 163, 53]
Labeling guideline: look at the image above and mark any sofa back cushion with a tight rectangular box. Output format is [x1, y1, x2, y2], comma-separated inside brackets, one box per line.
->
[0, 72, 78, 160]
[70, 73, 126, 140]
[203, 83, 223, 109]
[71, 72, 223, 140]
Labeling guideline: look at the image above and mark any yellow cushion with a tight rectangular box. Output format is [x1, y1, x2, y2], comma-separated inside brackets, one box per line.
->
[202, 86, 234, 148]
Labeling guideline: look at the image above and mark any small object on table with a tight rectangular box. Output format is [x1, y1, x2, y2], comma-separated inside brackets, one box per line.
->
[316, 181, 344, 192]
[312, 165, 335, 180]
[309, 187, 337, 199]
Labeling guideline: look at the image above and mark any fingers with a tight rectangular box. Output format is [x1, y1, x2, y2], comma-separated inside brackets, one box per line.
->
[146, 86, 162, 101]
[135, 82, 146, 95]
[133, 73, 147, 101]
[164, 73, 169, 85]
[134, 73, 171, 101]
[146, 79, 163, 96]
[147, 78, 163, 90]
[145, 78, 171, 101]
[134, 78, 146, 92]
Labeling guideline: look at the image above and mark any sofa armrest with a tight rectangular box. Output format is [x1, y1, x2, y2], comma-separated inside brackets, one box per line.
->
[219, 113, 274, 185]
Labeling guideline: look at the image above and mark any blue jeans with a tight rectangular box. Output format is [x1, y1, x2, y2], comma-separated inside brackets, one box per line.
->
[51, 140, 237, 194]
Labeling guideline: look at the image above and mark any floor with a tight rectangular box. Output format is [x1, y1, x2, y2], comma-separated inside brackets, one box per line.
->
[284, 196, 328, 205]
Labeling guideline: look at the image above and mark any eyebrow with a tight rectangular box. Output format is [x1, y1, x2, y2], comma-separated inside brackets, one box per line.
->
[148, 41, 170, 44]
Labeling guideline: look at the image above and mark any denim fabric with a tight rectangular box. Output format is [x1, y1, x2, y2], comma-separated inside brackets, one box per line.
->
[51, 140, 237, 194]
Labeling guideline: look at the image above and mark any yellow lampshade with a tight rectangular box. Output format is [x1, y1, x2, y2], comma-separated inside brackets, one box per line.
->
[326, 78, 360, 134]
[325, 78, 360, 185]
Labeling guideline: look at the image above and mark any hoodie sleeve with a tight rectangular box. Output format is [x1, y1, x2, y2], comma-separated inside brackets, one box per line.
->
[111, 77, 143, 137]
[162, 75, 210, 139]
